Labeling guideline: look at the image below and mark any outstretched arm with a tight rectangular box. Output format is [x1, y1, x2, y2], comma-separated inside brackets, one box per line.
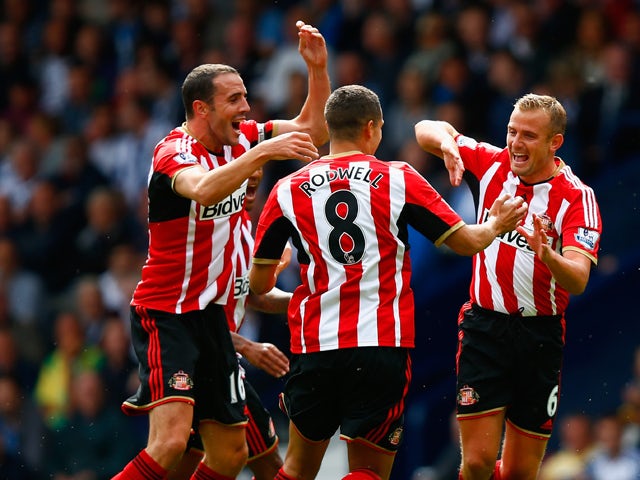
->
[275, 21, 331, 146]
[444, 194, 528, 255]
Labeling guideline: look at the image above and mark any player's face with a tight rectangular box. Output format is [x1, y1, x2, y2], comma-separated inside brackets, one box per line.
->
[506, 108, 562, 184]
[245, 167, 263, 212]
[206, 72, 250, 150]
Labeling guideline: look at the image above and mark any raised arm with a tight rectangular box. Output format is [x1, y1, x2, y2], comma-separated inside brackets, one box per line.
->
[415, 119, 465, 187]
[275, 21, 331, 146]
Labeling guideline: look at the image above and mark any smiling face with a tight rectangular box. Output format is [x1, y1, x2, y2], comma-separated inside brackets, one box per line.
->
[205, 72, 250, 150]
[506, 107, 563, 184]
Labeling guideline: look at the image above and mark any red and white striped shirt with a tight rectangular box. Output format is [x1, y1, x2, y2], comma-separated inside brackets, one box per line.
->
[253, 152, 464, 354]
[223, 210, 253, 332]
[132, 120, 272, 314]
[455, 135, 602, 316]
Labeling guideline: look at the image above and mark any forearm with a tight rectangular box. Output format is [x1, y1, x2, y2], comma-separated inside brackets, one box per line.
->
[231, 332, 250, 356]
[539, 249, 591, 295]
[175, 148, 269, 206]
[445, 220, 499, 256]
[415, 120, 459, 158]
[281, 65, 331, 146]
[247, 287, 292, 314]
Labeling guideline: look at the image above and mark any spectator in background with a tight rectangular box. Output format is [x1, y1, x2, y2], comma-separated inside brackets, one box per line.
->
[59, 62, 98, 135]
[98, 315, 138, 407]
[45, 370, 141, 480]
[484, 49, 528, 146]
[402, 11, 456, 88]
[0, 21, 33, 111]
[70, 275, 112, 346]
[0, 139, 41, 223]
[359, 10, 406, 110]
[35, 16, 72, 118]
[110, 95, 173, 210]
[582, 413, 640, 480]
[539, 413, 596, 480]
[453, 4, 492, 83]
[0, 327, 39, 393]
[576, 41, 640, 179]
[98, 242, 144, 321]
[34, 311, 104, 430]
[25, 112, 67, 177]
[619, 345, 640, 449]
[47, 134, 110, 228]
[71, 22, 117, 103]
[74, 186, 144, 275]
[0, 237, 47, 362]
[0, 374, 45, 479]
[12, 179, 79, 297]
[384, 66, 433, 158]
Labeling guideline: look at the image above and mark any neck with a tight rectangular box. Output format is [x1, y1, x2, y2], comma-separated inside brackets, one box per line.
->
[329, 139, 369, 156]
[182, 121, 219, 151]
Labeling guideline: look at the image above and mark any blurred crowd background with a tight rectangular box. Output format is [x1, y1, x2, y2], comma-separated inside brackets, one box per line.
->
[0, 0, 639, 479]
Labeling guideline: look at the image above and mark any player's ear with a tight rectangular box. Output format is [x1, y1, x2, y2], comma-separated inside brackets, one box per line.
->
[364, 119, 375, 139]
[194, 100, 208, 116]
[550, 133, 564, 153]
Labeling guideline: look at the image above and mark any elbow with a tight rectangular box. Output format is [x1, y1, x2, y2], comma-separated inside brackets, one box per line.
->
[249, 272, 272, 296]
[567, 280, 588, 296]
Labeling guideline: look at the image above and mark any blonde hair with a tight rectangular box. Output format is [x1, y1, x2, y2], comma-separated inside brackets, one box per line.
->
[514, 93, 567, 136]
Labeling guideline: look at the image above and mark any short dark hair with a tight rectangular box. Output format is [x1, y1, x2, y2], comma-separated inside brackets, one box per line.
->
[181, 64, 239, 118]
[324, 85, 382, 141]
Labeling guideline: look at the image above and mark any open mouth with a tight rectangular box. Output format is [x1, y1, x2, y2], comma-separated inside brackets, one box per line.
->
[231, 121, 241, 133]
[512, 153, 529, 164]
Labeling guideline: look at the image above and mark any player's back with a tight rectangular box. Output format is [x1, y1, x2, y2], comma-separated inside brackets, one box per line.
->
[262, 152, 459, 353]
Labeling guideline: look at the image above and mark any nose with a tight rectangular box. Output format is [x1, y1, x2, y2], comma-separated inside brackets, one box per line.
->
[241, 96, 250, 113]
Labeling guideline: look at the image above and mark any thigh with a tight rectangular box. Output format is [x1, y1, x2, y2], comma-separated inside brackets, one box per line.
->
[193, 303, 247, 426]
[508, 315, 564, 438]
[280, 352, 341, 441]
[456, 306, 511, 418]
[124, 306, 199, 414]
[339, 348, 411, 454]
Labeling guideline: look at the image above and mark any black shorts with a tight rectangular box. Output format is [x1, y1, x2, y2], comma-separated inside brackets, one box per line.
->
[280, 347, 411, 453]
[187, 378, 278, 461]
[122, 304, 247, 426]
[455, 302, 565, 437]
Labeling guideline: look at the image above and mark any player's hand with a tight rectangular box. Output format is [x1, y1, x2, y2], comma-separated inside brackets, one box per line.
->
[243, 341, 290, 378]
[259, 131, 319, 163]
[517, 213, 551, 260]
[441, 137, 465, 187]
[488, 194, 528, 234]
[297, 20, 328, 69]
